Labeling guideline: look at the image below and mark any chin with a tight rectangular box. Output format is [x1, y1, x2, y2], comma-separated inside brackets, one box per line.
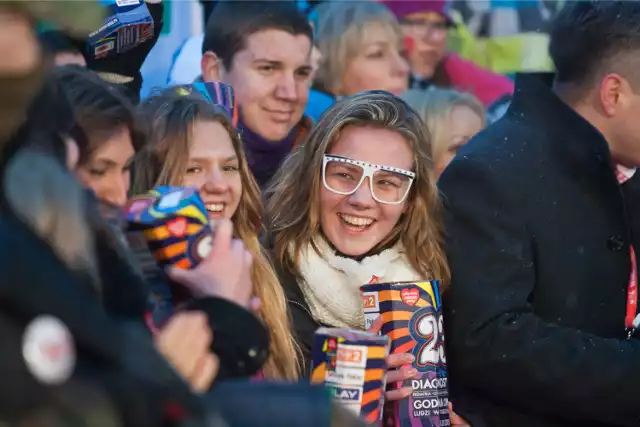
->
[389, 87, 408, 95]
[260, 125, 293, 142]
[331, 239, 374, 258]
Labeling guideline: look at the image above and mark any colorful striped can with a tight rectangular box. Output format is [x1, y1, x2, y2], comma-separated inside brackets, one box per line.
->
[361, 281, 449, 427]
[311, 328, 389, 424]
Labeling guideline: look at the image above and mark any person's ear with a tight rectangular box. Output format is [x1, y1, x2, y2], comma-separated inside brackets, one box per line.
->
[64, 137, 80, 171]
[201, 51, 222, 82]
[599, 73, 627, 117]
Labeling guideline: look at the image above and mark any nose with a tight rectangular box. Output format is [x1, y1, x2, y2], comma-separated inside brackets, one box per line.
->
[274, 73, 298, 102]
[104, 173, 129, 207]
[347, 177, 377, 207]
[394, 50, 410, 76]
[202, 167, 228, 194]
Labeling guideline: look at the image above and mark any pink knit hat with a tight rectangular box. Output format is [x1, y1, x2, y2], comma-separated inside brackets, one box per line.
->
[381, 0, 454, 25]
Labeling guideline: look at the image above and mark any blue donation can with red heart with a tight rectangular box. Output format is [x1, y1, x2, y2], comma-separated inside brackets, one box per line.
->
[360, 281, 449, 427]
[87, 0, 154, 59]
[124, 186, 212, 271]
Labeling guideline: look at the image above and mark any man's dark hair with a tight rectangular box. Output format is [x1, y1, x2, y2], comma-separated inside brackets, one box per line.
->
[549, 1, 640, 89]
[202, 1, 313, 70]
[199, 0, 218, 27]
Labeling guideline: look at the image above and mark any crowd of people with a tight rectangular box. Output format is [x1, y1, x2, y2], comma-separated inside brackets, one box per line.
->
[2, 1, 640, 427]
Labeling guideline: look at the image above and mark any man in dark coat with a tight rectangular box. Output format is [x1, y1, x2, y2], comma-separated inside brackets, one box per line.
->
[439, 2, 640, 427]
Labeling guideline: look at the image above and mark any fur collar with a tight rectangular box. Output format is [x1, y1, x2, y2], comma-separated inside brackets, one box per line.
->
[295, 237, 421, 329]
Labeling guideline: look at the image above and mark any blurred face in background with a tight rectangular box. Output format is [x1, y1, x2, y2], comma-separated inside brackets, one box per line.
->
[435, 105, 483, 176]
[339, 22, 409, 96]
[181, 119, 242, 221]
[75, 127, 135, 207]
[400, 11, 449, 79]
[206, 29, 313, 142]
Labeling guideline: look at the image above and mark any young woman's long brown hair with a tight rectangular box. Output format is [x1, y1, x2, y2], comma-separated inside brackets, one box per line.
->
[133, 91, 299, 380]
[265, 91, 450, 288]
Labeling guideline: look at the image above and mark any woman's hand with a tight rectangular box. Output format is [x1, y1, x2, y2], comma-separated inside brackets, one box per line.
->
[367, 316, 420, 401]
[155, 312, 219, 393]
[166, 219, 254, 309]
[0, 9, 40, 75]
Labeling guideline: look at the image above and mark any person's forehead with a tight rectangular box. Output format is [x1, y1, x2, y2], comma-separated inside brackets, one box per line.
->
[359, 21, 400, 46]
[330, 125, 413, 169]
[403, 11, 446, 22]
[241, 28, 312, 64]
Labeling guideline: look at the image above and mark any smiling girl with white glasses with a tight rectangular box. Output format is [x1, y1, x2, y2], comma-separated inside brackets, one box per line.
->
[265, 91, 452, 404]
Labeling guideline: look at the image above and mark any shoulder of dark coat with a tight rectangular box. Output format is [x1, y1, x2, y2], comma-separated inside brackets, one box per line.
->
[451, 113, 548, 177]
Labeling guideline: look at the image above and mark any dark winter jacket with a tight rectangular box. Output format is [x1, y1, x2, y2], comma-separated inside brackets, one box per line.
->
[439, 72, 640, 427]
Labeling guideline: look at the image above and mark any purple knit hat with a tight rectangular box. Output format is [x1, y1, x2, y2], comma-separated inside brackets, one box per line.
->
[381, 0, 454, 25]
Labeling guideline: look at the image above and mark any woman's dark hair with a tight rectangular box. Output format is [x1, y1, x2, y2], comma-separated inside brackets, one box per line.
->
[52, 65, 143, 166]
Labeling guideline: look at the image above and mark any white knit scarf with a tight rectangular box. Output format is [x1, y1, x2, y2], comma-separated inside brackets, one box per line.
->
[295, 238, 422, 330]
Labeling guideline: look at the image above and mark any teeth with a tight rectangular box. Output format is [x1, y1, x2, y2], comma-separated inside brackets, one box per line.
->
[205, 203, 224, 213]
[341, 214, 374, 227]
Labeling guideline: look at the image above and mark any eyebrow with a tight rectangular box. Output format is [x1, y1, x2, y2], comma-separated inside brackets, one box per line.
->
[252, 59, 283, 66]
[376, 169, 411, 178]
[334, 163, 362, 174]
[188, 155, 238, 163]
[253, 58, 313, 72]
[366, 40, 389, 47]
[92, 158, 118, 168]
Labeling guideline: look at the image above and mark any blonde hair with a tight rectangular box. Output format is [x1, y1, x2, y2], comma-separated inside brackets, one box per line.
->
[400, 89, 486, 167]
[314, 1, 402, 96]
[265, 91, 450, 289]
[133, 91, 299, 380]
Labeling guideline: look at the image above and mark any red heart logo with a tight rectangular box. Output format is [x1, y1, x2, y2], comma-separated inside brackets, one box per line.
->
[167, 217, 187, 237]
[400, 288, 420, 306]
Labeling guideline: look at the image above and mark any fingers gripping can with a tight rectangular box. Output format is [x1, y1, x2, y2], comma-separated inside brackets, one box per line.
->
[311, 328, 390, 425]
[360, 281, 449, 427]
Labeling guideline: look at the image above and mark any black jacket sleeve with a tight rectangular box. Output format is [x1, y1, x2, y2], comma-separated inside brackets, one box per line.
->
[439, 156, 640, 426]
[183, 297, 269, 381]
[0, 214, 208, 427]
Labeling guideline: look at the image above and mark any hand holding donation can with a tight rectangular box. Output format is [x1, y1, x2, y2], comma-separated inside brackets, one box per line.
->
[361, 281, 450, 427]
[87, 0, 155, 59]
[124, 186, 253, 309]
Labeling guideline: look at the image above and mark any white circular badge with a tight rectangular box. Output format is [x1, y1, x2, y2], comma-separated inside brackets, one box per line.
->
[22, 315, 76, 385]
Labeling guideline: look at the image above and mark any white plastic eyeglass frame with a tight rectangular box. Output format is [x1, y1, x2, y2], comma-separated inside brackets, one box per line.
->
[322, 154, 416, 205]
